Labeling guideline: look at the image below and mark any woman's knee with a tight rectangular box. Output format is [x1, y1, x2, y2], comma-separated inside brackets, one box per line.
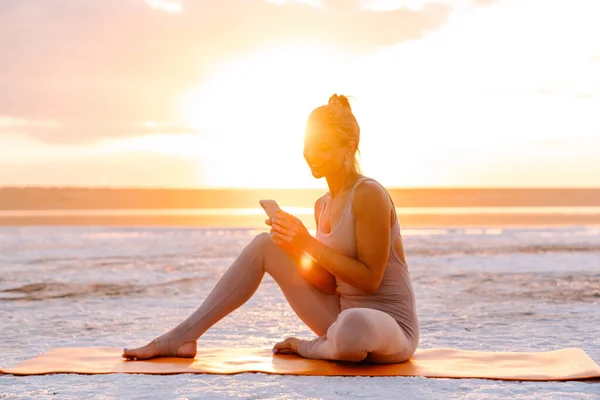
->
[336, 309, 375, 333]
[328, 309, 375, 362]
[333, 309, 411, 363]
[249, 232, 294, 273]
[250, 232, 273, 249]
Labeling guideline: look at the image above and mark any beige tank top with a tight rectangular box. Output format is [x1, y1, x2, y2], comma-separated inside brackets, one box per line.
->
[317, 177, 419, 348]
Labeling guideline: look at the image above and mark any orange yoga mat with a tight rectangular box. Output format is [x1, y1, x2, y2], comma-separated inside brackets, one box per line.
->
[1, 347, 600, 381]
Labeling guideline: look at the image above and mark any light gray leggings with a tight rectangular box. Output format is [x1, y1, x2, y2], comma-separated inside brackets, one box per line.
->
[155, 232, 411, 363]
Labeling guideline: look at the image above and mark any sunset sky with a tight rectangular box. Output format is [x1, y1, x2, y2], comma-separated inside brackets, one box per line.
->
[0, 0, 598, 188]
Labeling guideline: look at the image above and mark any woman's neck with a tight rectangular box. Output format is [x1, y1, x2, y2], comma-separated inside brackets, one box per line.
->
[326, 168, 360, 199]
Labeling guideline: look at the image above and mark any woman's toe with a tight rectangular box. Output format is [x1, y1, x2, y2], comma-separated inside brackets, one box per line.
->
[121, 342, 158, 360]
[273, 337, 299, 354]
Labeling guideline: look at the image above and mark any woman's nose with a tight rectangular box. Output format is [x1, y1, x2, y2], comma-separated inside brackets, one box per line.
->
[304, 152, 317, 164]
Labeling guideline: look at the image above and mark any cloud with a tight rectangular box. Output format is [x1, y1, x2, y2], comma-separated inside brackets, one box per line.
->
[534, 88, 595, 101]
[0, 117, 198, 143]
[0, 151, 202, 188]
[144, 0, 182, 14]
[0, 117, 59, 129]
[359, 0, 460, 11]
[269, 0, 323, 7]
[0, 0, 451, 143]
[574, 93, 594, 100]
[0, 117, 62, 142]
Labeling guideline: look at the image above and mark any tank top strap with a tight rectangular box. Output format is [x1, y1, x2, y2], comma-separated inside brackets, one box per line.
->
[348, 177, 401, 234]
[325, 176, 372, 216]
[317, 193, 329, 221]
[345, 176, 375, 221]
[347, 176, 375, 203]
[321, 177, 372, 229]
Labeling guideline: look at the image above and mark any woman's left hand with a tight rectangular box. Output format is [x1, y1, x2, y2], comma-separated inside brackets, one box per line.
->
[270, 209, 311, 249]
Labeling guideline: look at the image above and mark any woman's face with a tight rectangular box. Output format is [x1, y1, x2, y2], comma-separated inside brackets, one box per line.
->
[303, 123, 348, 179]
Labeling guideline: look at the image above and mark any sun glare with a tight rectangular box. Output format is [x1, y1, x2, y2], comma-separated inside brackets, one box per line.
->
[176, 36, 538, 189]
[300, 254, 314, 272]
[172, 38, 496, 188]
[178, 43, 356, 188]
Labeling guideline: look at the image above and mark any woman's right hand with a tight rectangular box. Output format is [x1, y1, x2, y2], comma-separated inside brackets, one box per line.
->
[266, 217, 297, 257]
[266, 216, 336, 295]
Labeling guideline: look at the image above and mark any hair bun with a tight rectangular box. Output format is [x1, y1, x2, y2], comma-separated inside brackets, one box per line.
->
[328, 94, 352, 112]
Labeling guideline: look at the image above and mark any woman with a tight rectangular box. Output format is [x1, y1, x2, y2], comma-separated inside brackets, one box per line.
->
[122, 94, 419, 363]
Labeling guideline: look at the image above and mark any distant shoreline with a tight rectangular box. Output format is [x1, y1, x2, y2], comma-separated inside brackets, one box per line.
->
[2, 187, 600, 210]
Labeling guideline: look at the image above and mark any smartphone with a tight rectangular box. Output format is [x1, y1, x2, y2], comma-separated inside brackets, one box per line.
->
[259, 200, 280, 219]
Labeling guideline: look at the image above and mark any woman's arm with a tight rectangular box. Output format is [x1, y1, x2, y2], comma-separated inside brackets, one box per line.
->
[269, 196, 337, 295]
[299, 181, 391, 294]
[303, 197, 338, 294]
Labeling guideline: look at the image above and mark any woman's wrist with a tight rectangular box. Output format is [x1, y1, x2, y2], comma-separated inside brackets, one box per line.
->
[315, 245, 326, 264]
[301, 235, 326, 265]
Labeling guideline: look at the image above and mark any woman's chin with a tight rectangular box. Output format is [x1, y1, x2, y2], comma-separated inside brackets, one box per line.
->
[310, 169, 325, 179]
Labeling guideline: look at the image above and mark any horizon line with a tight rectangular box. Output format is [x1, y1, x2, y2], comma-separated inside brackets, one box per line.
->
[2, 185, 600, 191]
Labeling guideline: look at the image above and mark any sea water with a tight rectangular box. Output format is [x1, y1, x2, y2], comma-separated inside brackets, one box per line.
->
[1, 226, 599, 399]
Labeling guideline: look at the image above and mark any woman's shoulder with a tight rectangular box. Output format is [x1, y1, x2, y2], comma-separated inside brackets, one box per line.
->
[354, 176, 388, 196]
[352, 177, 390, 210]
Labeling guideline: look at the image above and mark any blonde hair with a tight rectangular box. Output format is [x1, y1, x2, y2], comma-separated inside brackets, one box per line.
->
[307, 94, 361, 173]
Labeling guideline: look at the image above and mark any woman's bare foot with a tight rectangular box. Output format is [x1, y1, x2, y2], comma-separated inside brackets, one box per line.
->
[122, 339, 197, 360]
[273, 337, 301, 355]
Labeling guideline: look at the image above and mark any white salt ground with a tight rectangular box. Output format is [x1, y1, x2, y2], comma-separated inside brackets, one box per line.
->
[1, 226, 599, 399]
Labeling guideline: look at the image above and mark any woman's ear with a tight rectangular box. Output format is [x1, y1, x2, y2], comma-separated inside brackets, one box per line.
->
[347, 140, 356, 154]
